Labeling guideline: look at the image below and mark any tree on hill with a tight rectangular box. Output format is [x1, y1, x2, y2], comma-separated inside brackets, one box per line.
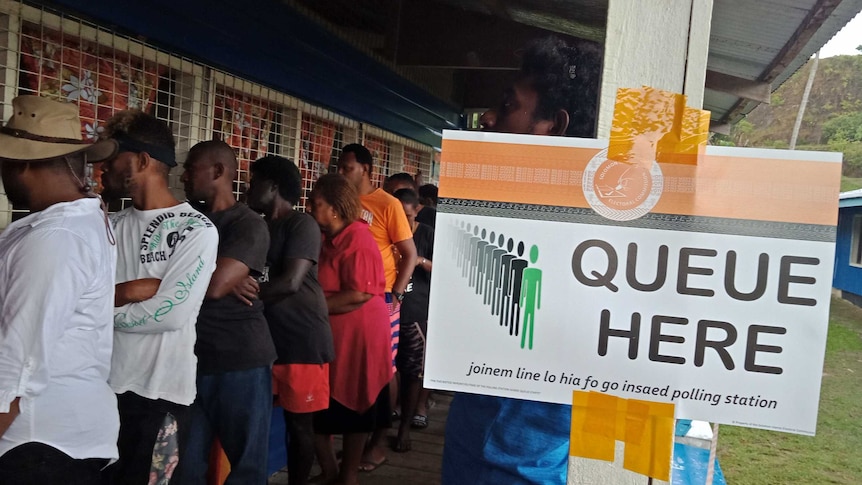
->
[737, 54, 862, 175]
[745, 54, 862, 146]
[823, 112, 862, 143]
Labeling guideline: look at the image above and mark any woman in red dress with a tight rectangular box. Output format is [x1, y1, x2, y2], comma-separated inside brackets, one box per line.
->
[309, 174, 393, 485]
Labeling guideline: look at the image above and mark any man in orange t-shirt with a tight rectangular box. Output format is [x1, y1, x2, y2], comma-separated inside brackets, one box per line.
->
[338, 143, 417, 470]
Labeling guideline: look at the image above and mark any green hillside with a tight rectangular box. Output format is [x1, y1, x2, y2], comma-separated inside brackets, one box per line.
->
[720, 53, 862, 177]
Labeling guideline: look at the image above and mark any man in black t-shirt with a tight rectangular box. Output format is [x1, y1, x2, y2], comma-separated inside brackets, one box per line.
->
[246, 155, 334, 485]
[177, 141, 276, 484]
[392, 188, 434, 453]
[417, 183, 438, 229]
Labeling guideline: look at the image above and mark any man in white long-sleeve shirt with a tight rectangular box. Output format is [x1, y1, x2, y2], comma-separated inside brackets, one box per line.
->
[98, 110, 219, 485]
[0, 96, 120, 484]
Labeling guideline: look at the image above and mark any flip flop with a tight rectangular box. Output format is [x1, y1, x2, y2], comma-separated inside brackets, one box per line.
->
[358, 457, 388, 472]
[411, 414, 428, 429]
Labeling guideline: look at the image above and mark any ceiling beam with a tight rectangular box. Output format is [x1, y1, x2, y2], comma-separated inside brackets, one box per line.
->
[709, 121, 731, 135]
[704, 70, 771, 104]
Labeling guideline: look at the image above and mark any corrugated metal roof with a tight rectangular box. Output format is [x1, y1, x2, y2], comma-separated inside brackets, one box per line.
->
[839, 188, 862, 207]
[712, 0, 862, 124]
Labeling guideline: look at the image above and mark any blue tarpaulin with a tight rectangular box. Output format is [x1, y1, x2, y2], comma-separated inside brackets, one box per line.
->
[671, 442, 727, 485]
[267, 408, 286, 476]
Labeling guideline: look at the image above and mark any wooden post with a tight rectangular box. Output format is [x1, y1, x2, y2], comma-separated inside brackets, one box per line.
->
[571, 1, 713, 482]
[596, 0, 713, 137]
[706, 423, 720, 485]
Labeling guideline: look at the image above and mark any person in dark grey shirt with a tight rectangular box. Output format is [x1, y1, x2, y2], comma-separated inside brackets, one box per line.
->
[178, 141, 276, 484]
[247, 155, 334, 485]
[417, 183, 438, 229]
[392, 188, 434, 453]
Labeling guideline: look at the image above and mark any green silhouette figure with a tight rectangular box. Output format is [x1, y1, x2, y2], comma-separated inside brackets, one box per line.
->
[519, 245, 542, 350]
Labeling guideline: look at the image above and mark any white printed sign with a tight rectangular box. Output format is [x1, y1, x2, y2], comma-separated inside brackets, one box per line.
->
[425, 130, 841, 435]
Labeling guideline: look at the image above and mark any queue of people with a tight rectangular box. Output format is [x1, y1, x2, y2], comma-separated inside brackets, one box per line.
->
[0, 95, 435, 485]
[0, 34, 594, 485]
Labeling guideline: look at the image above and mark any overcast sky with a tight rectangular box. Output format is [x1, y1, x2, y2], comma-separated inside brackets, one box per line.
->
[820, 10, 862, 57]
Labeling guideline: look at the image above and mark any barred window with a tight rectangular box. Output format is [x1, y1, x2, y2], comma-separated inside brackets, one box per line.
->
[1, 5, 203, 222]
[212, 86, 283, 200]
[300, 114, 344, 207]
[403, 146, 433, 184]
[0, 1, 435, 228]
[365, 134, 391, 189]
[16, 20, 172, 215]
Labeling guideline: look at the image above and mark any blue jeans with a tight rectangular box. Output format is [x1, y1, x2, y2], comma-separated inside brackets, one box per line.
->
[442, 393, 570, 485]
[179, 366, 272, 485]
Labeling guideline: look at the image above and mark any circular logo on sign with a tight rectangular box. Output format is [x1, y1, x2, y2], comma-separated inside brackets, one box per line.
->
[583, 148, 663, 221]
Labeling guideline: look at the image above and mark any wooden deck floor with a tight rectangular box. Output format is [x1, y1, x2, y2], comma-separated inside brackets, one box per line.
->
[268, 393, 450, 485]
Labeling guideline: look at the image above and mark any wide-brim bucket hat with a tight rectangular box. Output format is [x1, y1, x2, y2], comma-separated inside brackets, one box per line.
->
[0, 95, 117, 163]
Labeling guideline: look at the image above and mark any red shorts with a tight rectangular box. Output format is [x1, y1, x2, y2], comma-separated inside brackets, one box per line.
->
[272, 363, 330, 414]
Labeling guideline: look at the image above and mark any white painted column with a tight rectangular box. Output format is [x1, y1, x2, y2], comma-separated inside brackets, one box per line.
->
[596, 0, 713, 138]
[570, 1, 713, 483]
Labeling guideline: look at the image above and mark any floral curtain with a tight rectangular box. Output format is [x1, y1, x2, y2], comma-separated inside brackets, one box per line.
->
[212, 87, 273, 186]
[365, 135, 391, 188]
[19, 21, 163, 192]
[300, 115, 336, 190]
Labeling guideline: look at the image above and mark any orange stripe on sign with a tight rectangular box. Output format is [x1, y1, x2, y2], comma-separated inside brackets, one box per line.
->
[439, 139, 840, 226]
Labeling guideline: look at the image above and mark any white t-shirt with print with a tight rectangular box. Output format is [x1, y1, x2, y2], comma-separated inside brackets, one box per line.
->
[109, 202, 218, 405]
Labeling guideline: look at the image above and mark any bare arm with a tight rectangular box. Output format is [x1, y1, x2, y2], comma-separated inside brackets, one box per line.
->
[231, 276, 260, 306]
[0, 397, 20, 439]
[417, 256, 433, 273]
[206, 257, 252, 300]
[114, 226, 219, 334]
[115, 278, 162, 307]
[392, 238, 417, 294]
[327, 290, 373, 314]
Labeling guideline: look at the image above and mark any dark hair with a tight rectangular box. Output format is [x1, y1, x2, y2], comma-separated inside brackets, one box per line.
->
[341, 143, 373, 172]
[250, 155, 302, 205]
[189, 140, 238, 172]
[418, 184, 438, 205]
[393, 188, 420, 207]
[102, 110, 176, 174]
[384, 172, 416, 193]
[388, 172, 414, 185]
[521, 37, 600, 137]
[309, 173, 360, 223]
